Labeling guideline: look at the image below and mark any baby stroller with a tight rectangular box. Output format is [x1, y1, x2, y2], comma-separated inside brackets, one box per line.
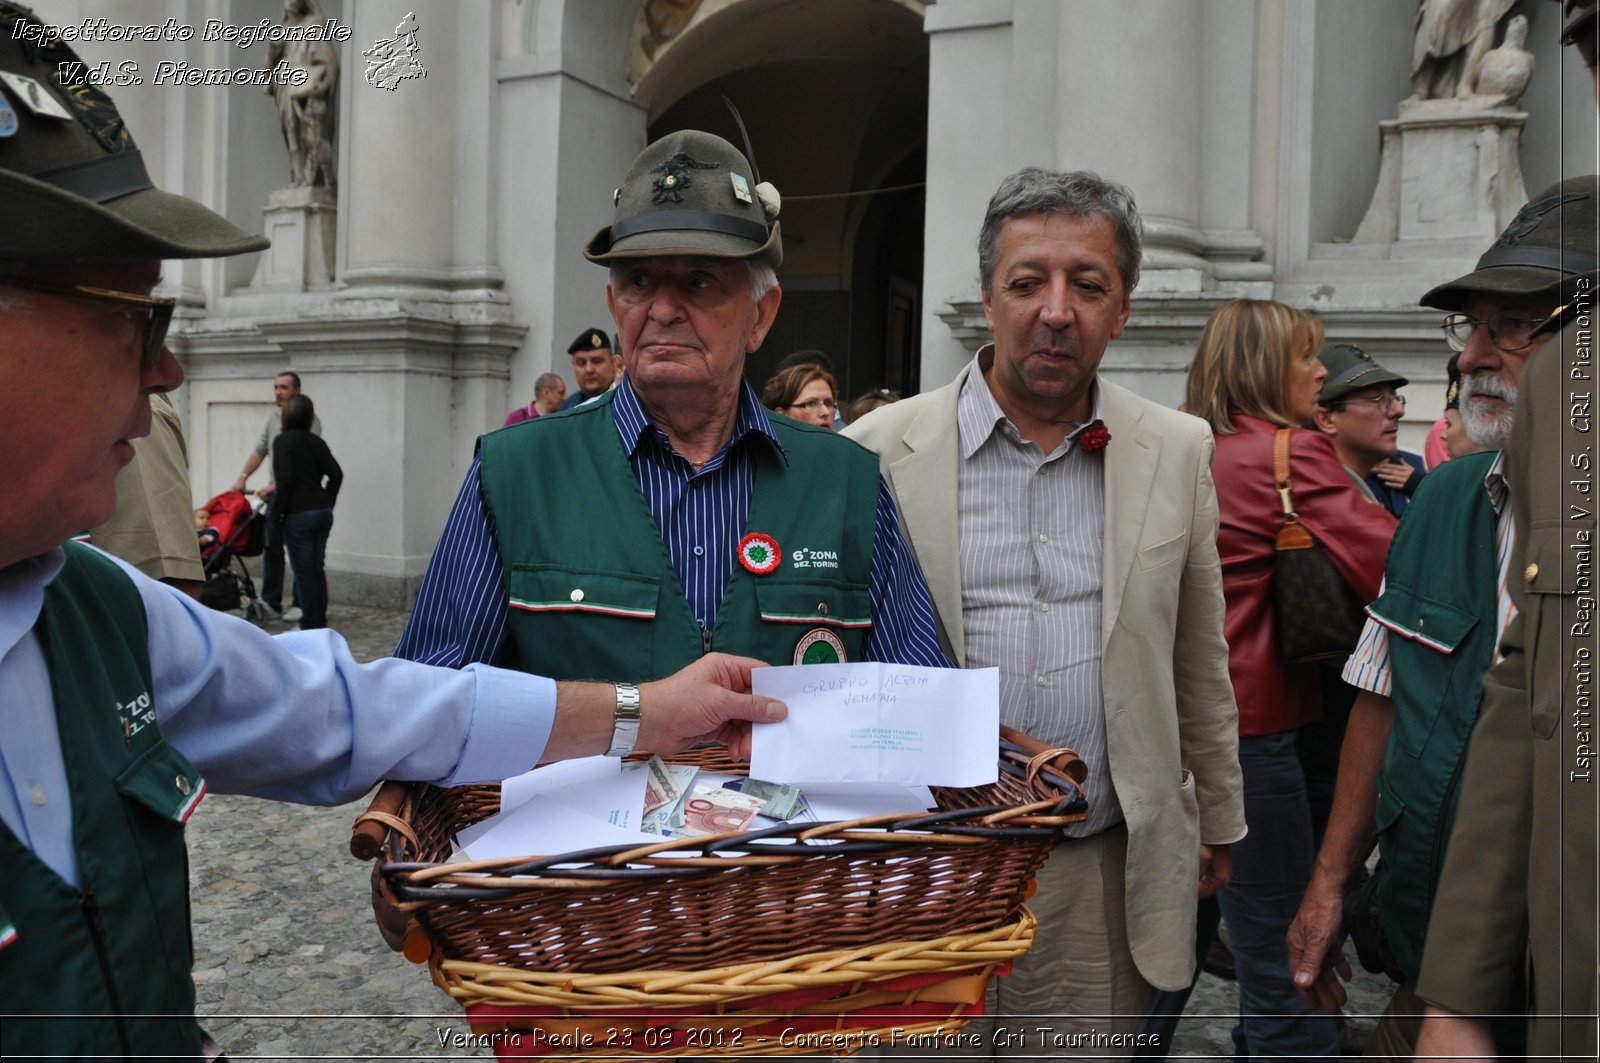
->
[199, 490, 269, 619]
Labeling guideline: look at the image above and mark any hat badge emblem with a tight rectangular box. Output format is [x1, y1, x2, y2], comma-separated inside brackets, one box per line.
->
[650, 152, 717, 205]
[1493, 192, 1587, 249]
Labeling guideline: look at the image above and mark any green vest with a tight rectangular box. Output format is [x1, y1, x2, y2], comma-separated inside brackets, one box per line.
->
[0, 543, 206, 1060]
[477, 393, 880, 681]
[1369, 451, 1501, 983]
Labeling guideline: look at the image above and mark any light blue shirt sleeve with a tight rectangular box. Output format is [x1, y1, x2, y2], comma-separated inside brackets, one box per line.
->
[133, 558, 557, 804]
[0, 548, 556, 888]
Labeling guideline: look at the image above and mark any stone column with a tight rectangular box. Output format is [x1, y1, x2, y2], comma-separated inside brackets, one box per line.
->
[924, 0, 1270, 401]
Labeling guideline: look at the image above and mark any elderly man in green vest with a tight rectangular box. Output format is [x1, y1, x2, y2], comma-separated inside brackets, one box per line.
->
[1410, 3, 1599, 1058]
[394, 131, 949, 684]
[0, 8, 787, 1056]
[1285, 176, 1598, 1060]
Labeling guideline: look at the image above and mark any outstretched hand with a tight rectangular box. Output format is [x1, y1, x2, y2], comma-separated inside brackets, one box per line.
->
[637, 653, 787, 760]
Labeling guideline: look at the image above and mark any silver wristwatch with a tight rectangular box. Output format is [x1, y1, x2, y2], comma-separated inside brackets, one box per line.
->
[606, 681, 642, 757]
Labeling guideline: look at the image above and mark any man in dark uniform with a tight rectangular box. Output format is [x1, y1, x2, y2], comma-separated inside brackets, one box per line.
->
[1414, 3, 1599, 1057]
[559, 325, 622, 409]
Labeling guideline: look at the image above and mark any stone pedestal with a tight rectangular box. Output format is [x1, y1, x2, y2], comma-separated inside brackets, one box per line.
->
[1353, 98, 1528, 247]
[248, 186, 337, 291]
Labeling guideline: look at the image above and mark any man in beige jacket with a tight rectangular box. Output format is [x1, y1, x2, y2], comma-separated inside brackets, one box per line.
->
[847, 168, 1245, 1055]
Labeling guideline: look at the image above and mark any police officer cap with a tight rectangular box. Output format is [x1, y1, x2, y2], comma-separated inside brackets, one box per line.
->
[1420, 176, 1600, 311]
[584, 129, 782, 268]
[1317, 343, 1409, 404]
[567, 327, 612, 355]
[0, 2, 267, 263]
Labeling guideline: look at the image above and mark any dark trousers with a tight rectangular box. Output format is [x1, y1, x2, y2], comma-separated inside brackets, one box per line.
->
[260, 494, 302, 613]
[283, 507, 333, 629]
[1217, 731, 1342, 1060]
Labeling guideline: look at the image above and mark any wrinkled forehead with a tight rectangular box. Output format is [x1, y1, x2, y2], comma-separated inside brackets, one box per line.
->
[613, 254, 750, 282]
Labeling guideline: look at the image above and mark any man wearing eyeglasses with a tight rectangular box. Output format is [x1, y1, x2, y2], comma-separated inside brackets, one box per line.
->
[1410, 3, 1599, 1048]
[395, 129, 948, 709]
[1310, 343, 1423, 516]
[0, 9, 790, 1056]
[1286, 175, 1597, 1060]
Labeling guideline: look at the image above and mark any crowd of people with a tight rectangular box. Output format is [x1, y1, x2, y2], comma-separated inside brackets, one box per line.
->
[2, 0, 1596, 1059]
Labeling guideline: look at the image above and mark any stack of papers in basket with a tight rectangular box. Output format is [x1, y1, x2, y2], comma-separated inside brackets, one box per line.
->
[454, 662, 999, 862]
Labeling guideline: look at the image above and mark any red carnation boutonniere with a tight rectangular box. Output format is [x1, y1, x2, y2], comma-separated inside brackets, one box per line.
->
[1076, 421, 1112, 453]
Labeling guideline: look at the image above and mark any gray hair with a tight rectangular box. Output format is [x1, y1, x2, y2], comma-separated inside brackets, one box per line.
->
[977, 168, 1143, 294]
[534, 372, 564, 395]
[746, 260, 778, 302]
[609, 259, 779, 305]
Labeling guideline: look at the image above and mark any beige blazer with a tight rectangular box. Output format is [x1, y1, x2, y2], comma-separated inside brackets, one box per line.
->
[846, 359, 1246, 990]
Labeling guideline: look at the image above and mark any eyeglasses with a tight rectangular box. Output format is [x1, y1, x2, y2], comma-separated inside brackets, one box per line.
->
[1440, 310, 1546, 354]
[6, 277, 175, 371]
[1331, 390, 1406, 413]
[789, 398, 838, 413]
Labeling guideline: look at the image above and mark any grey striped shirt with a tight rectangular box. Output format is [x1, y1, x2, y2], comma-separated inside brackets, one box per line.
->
[957, 362, 1120, 837]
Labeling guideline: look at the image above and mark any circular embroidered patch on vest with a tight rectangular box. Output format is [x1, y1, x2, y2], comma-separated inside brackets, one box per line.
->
[737, 532, 781, 575]
[794, 627, 847, 665]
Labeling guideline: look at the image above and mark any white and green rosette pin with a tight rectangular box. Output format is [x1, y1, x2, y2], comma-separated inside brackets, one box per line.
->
[737, 532, 781, 575]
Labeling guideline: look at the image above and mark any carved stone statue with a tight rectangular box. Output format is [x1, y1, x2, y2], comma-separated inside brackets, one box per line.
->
[1476, 14, 1536, 105]
[267, 0, 339, 189]
[1410, 0, 1518, 100]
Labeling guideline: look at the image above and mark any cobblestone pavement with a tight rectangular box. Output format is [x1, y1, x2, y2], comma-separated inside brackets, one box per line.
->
[187, 603, 1389, 1061]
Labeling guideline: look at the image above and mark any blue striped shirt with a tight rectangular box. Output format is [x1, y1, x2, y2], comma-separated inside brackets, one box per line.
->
[396, 377, 950, 669]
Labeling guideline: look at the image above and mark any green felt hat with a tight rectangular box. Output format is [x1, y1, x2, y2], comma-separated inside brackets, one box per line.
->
[1420, 176, 1600, 312]
[0, 2, 267, 263]
[1317, 343, 1409, 404]
[584, 129, 781, 268]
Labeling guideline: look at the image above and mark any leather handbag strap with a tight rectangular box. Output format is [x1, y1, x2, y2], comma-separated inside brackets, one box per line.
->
[1273, 428, 1316, 549]
[1273, 428, 1297, 520]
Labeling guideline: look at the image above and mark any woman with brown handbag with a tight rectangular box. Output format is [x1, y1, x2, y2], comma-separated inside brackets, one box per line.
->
[1181, 299, 1396, 1059]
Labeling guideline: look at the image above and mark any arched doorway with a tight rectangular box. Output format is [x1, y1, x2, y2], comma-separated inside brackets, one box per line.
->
[631, 0, 930, 399]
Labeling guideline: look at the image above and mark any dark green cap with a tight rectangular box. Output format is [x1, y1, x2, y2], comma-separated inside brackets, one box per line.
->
[1318, 343, 1408, 404]
[584, 129, 781, 268]
[0, 2, 266, 263]
[1420, 176, 1600, 311]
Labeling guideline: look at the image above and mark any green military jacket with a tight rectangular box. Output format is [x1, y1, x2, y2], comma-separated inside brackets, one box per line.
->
[0, 543, 207, 1059]
[477, 392, 881, 681]
[1369, 450, 1502, 982]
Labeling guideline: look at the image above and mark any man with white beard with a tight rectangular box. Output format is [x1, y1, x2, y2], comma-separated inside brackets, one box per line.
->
[1284, 175, 1596, 1061]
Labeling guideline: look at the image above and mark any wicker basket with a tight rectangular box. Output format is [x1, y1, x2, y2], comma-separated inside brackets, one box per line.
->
[360, 728, 1085, 1056]
[437, 908, 1038, 1057]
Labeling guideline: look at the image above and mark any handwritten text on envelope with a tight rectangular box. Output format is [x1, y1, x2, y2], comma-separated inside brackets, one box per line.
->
[750, 663, 999, 787]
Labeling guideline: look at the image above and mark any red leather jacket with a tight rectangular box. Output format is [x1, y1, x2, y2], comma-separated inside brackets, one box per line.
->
[1211, 414, 1397, 735]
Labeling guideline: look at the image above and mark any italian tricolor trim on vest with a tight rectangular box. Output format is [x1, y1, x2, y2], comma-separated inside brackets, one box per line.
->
[759, 609, 872, 628]
[1366, 605, 1458, 655]
[508, 598, 657, 619]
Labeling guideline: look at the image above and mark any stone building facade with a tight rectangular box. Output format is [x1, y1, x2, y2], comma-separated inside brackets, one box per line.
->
[38, 0, 1597, 605]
